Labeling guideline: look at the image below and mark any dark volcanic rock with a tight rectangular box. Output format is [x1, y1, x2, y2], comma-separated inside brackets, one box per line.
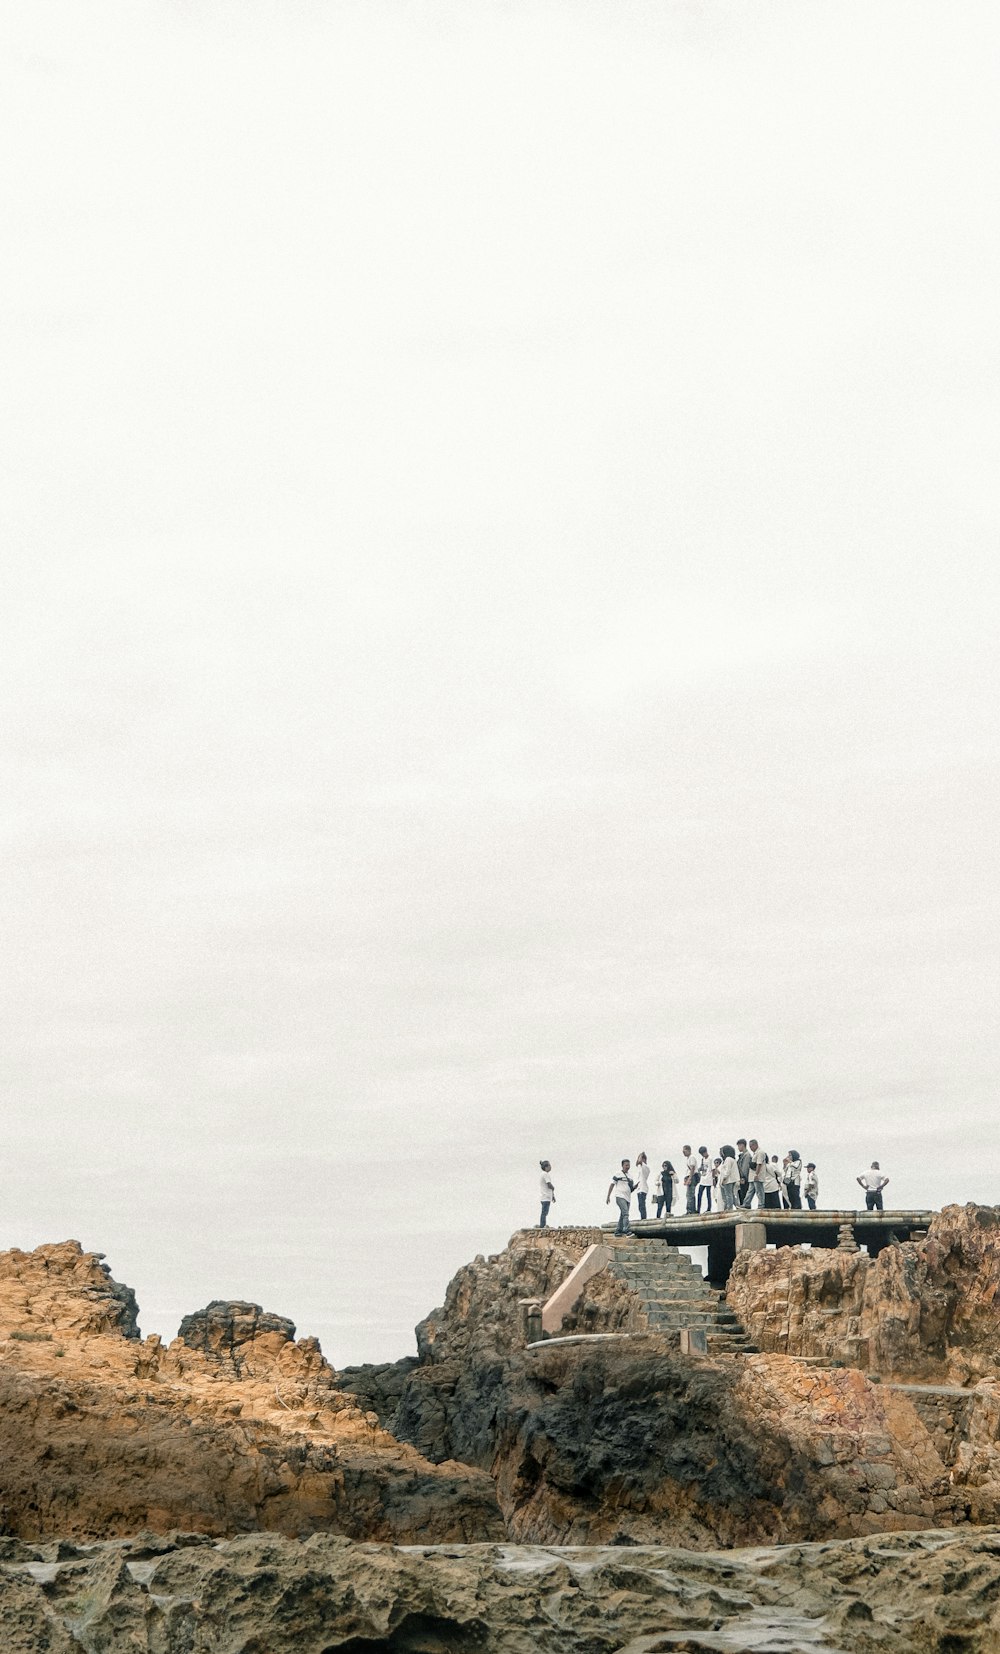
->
[177, 1300, 297, 1367]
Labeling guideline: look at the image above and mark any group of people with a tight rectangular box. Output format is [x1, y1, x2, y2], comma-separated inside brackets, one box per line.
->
[538, 1151, 891, 1235]
[605, 1144, 821, 1231]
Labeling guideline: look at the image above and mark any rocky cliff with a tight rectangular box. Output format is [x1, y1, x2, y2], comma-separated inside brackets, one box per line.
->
[725, 1203, 1000, 1382]
[0, 1242, 500, 1544]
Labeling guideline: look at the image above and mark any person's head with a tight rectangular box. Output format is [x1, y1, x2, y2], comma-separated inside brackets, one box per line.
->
[737, 1138, 747, 1149]
[721, 1144, 735, 1159]
[540, 1160, 551, 1172]
[806, 1163, 816, 1172]
[698, 1145, 708, 1157]
[789, 1149, 800, 1162]
[871, 1161, 880, 1170]
[663, 1160, 674, 1174]
[622, 1158, 631, 1171]
[637, 1151, 647, 1163]
[749, 1139, 758, 1151]
[713, 1158, 721, 1168]
[771, 1155, 779, 1164]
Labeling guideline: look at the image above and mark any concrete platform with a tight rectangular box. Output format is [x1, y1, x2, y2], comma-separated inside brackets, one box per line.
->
[602, 1208, 934, 1285]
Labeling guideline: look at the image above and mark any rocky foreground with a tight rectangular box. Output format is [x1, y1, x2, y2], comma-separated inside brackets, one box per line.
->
[2, 1525, 1000, 1651]
[2, 1206, 1000, 1647]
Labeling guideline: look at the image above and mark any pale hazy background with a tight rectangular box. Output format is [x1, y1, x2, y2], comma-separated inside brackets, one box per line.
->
[3, 2, 998, 1364]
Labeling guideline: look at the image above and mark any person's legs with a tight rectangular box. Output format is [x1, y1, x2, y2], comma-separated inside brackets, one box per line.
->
[686, 1182, 697, 1214]
[664, 1180, 673, 1213]
[764, 1191, 780, 1209]
[539, 1201, 550, 1228]
[788, 1185, 801, 1209]
[806, 1196, 816, 1211]
[616, 1196, 631, 1234]
[874, 1189, 883, 1211]
[865, 1191, 877, 1211]
[637, 1192, 647, 1220]
[738, 1182, 749, 1208]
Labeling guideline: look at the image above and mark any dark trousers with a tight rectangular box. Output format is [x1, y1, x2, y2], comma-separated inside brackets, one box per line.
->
[806, 1196, 817, 1210]
[738, 1181, 750, 1207]
[865, 1190, 883, 1211]
[788, 1184, 802, 1209]
[763, 1191, 781, 1209]
[686, 1183, 697, 1213]
[636, 1192, 647, 1219]
[697, 1184, 712, 1211]
[654, 1179, 673, 1217]
[539, 1201, 550, 1227]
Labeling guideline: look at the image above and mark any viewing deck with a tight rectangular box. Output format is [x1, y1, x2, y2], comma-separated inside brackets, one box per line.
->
[601, 1207, 935, 1285]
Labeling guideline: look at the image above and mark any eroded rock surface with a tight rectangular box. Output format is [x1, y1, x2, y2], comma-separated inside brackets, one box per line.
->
[0, 1242, 501, 1545]
[2, 1525, 1000, 1652]
[726, 1203, 1000, 1382]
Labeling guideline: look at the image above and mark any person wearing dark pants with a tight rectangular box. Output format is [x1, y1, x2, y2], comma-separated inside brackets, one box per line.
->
[786, 1149, 803, 1208]
[736, 1139, 752, 1208]
[607, 1160, 635, 1235]
[683, 1146, 698, 1213]
[538, 1161, 555, 1227]
[696, 1147, 712, 1211]
[858, 1163, 889, 1210]
[655, 1161, 675, 1217]
[803, 1164, 819, 1209]
[634, 1152, 650, 1220]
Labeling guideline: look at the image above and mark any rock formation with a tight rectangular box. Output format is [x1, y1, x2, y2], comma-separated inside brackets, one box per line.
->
[2, 1525, 1000, 1652]
[725, 1202, 1000, 1382]
[0, 1241, 501, 1545]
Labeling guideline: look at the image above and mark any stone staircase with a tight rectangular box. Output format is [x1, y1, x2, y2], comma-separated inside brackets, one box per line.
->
[607, 1238, 758, 1355]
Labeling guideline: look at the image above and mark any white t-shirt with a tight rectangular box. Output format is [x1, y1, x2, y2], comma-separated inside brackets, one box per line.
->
[803, 1171, 819, 1198]
[786, 1159, 802, 1185]
[859, 1172, 888, 1191]
[685, 1155, 698, 1185]
[610, 1172, 633, 1202]
[540, 1173, 554, 1201]
[720, 1155, 739, 1185]
[698, 1157, 713, 1187]
[760, 1161, 780, 1194]
[635, 1162, 650, 1193]
[752, 1148, 767, 1177]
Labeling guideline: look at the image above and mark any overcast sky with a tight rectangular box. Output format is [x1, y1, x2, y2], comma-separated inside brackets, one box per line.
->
[3, 1, 998, 1364]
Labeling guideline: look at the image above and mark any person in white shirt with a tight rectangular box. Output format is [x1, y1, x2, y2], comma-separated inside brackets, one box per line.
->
[697, 1146, 713, 1211]
[785, 1150, 803, 1209]
[683, 1145, 699, 1214]
[538, 1161, 555, 1228]
[803, 1163, 819, 1209]
[634, 1152, 650, 1220]
[606, 1159, 636, 1235]
[741, 1139, 767, 1209]
[773, 1156, 790, 1209]
[759, 1153, 782, 1209]
[857, 1162, 889, 1211]
[718, 1145, 740, 1210]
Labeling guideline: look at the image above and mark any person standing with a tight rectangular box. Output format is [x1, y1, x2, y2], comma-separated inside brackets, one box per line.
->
[785, 1150, 803, 1209]
[607, 1160, 636, 1235]
[697, 1147, 713, 1212]
[538, 1161, 555, 1227]
[742, 1139, 766, 1208]
[718, 1145, 740, 1210]
[634, 1152, 650, 1220]
[655, 1160, 675, 1217]
[760, 1152, 782, 1209]
[683, 1145, 699, 1213]
[857, 1162, 889, 1211]
[736, 1139, 752, 1207]
[774, 1156, 791, 1209]
[803, 1163, 819, 1210]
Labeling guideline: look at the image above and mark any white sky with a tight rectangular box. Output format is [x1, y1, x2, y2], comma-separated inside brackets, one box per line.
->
[2, 1, 998, 1363]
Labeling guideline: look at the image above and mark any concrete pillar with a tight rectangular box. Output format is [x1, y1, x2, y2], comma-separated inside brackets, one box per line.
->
[519, 1299, 543, 1343]
[736, 1222, 767, 1253]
